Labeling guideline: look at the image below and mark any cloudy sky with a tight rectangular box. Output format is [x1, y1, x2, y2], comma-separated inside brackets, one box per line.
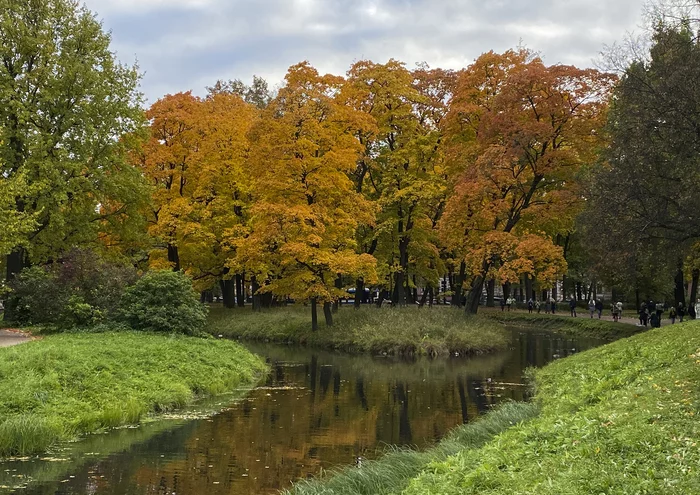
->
[82, 0, 648, 103]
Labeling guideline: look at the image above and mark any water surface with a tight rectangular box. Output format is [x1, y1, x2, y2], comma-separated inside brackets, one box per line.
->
[2, 328, 603, 494]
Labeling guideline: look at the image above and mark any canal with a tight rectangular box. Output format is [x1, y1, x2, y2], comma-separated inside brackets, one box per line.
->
[2, 328, 603, 494]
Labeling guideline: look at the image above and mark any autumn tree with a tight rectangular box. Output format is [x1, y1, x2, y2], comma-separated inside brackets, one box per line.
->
[243, 62, 377, 330]
[0, 0, 145, 291]
[440, 50, 615, 313]
[342, 60, 454, 306]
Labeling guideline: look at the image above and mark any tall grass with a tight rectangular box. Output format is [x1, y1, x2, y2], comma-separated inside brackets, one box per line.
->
[480, 309, 641, 339]
[207, 306, 511, 356]
[283, 401, 538, 495]
[0, 332, 267, 457]
[403, 320, 700, 494]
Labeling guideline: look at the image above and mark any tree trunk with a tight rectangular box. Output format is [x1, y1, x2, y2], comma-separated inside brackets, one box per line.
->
[419, 286, 429, 308]
[323, 302, 333, 326]
[167, 244, 180, 271]
[354, 278, 364, 309]
[674, 260, 686, 307]
[235, 274, 245, 307]
[486, 279, 495, 307]
[465, 276, 484, 314]
[251, 276, 261, 312]
[453, 261, 466, 308]
[333, 274, 342, 313]
[220, 279, 235, 308]
[502, 282, 511, 300]
[576, 281, 583, 302]
[690, 269, 699, 308]
[525, 275, 533, 301]
[427, 286, 434, 308]
[311, 298, 318, 331]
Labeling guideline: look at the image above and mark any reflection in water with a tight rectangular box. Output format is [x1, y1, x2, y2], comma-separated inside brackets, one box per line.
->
[5, 329, 602, 495]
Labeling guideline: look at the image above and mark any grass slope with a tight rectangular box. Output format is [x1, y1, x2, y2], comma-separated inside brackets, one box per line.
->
[0, 332, 267, 458]
[481, 309, 641, 339]
[207, 306, 510, 356]
[283, 402, 539, 495]
[403, 320, 700, 494]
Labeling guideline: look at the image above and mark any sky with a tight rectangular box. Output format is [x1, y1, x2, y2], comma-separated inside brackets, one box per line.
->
[82, 0, 648, 103]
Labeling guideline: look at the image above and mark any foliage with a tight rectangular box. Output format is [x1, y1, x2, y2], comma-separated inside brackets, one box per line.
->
[5, 249, 136, 327]
[119, 271, 208, 335]
[439, 49, 615, 312]
[206, 306, 510, 356]
[242, 63, 378, 311]
[0, 0, 147, 271]
[403, 320, 700, 494]
[0, 331, 267, 457]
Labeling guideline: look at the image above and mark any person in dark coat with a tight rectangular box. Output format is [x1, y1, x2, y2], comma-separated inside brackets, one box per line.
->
[595, 299, 603, 319]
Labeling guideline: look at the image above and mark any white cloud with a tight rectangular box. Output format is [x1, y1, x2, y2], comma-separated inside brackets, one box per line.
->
[84, 0, 647, 102]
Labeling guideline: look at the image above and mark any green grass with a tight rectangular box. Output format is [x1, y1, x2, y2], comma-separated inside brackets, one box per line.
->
[402, 320, 700, 494]
[0, 331, 267, 458]
[282, 401, 539, 495]
[206, 306, 511, 356]
[480, 309, 642, 339]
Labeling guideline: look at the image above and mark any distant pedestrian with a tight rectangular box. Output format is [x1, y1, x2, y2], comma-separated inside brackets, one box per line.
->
[595, 299, 603, 319]
[588, 299, 596, 319]
[535, 299, 541, 314]
[655, 302, 664, 321]
[544, 299, 551, 314]
[639, 303, 649, 327]
[695, 300, 700, 319]
[506, 297, 514, 311]
[616, 301, 624, 319]
[678, 303, 686, 323]
[569, 297, 577, 317]
[612, 303, 620, 322]
[527, 298, 534, 314]
[500, 298, 506, 312]
[650, 312, 660, 328]
[669, 306, 677, 324]
[551, 298, 557, 314]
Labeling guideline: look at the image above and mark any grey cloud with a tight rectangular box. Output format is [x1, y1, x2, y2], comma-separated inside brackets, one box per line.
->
[85, 0, 646, 102]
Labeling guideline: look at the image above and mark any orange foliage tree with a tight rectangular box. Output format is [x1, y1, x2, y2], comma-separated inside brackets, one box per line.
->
[242, 62, 377, 330]
[440, 50, 615, 313]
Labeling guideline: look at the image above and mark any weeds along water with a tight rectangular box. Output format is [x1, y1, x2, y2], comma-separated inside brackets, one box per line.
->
[206, 305, 511, 356]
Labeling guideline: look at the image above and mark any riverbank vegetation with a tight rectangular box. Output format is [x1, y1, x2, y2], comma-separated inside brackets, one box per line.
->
[403, 319, 700, 494]
[207, 306, 510, 356]
[282, 319, 700, 495]
[0, 332, 267, 458]
[480, 310, 642, 340]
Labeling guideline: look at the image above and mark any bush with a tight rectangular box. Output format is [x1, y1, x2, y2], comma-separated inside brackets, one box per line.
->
[119, 271, 208, 335]
[5, 249, 137, 327]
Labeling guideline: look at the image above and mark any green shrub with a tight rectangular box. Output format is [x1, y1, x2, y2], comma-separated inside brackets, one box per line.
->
[5, 249, 136, 328]
[119, 270, 208, 334]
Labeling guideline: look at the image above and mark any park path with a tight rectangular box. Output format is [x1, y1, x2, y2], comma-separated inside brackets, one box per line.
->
[0, 329, 31, 348]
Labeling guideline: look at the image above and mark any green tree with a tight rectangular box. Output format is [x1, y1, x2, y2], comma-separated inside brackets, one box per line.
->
[586, 20, 700, 305]
[0, 0, 146, 291]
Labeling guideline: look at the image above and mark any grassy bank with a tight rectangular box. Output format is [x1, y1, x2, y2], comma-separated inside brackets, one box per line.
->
[402, 320, 700, 494]
[481, 309, 641, 339]
[0, 332, 267, 458]
[283, 401, 539, 495]
[207, 306, 510, 356]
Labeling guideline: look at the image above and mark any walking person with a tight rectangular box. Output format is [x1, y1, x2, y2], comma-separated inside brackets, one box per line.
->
[535, 299, 541, 314]
[612, 303, 620, 322]
[678, 303, 686, 323]
[551, 298, 557, 314]
[500, 298, 506, 312]
[669, 305, 677, 324]
[544, 298, 551, 314]
[527, 298, 534, 314]
[595, 298, 603, 319]
[569, 297, 577, 317]
[588, 299, 596, 319]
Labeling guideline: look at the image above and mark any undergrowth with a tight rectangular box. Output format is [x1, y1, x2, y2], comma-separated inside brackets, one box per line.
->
[207, 306, 510, 356]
